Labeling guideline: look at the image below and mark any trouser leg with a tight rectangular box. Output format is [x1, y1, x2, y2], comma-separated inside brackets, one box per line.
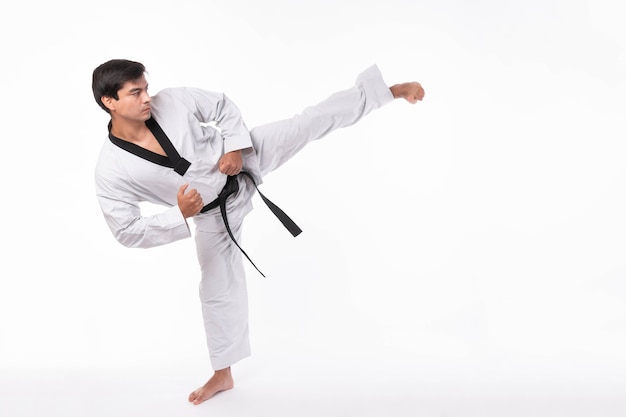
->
[194, 221, 251, 370]
[250, 64, 394, 177]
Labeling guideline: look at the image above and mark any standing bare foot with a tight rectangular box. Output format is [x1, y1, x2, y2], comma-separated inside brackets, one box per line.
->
[188, 367, 234, 405]
[390, 82, 425, 104]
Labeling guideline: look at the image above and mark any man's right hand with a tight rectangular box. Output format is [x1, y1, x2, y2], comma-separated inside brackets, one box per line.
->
[178, 184, 204, 218]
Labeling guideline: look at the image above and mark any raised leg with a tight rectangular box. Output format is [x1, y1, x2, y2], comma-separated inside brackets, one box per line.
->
[249, 64, 395, 177]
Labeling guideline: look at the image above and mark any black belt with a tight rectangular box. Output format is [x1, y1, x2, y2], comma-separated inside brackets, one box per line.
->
[200, 171, 302, 277]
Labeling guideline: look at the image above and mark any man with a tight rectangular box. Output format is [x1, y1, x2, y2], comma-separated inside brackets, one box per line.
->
[92, 59, 424, 405]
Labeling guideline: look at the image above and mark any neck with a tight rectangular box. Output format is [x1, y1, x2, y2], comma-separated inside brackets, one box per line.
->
[109, 117, 149, 143]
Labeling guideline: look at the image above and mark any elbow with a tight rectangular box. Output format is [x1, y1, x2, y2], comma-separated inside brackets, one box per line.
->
[109, 219, 152, 249]
[113, 229, 147, 249]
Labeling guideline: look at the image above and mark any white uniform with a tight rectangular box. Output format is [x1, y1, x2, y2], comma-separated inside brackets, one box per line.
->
[95, 64, 393, 370]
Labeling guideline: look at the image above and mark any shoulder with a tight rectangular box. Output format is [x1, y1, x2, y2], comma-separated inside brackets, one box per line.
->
[94, 140, 121, 177]
[154, 87, 216, 100]
[151, 87, 186, 104]
[154, 87, 226, 105]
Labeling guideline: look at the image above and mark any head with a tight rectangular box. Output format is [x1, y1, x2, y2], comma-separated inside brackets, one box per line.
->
[92, 59, 148, 114]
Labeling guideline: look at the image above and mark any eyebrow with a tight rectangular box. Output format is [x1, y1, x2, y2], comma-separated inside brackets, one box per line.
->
[128, 84, 148, 93]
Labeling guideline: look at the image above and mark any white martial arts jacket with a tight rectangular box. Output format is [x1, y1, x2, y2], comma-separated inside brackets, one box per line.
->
[95, 88, 262, 249]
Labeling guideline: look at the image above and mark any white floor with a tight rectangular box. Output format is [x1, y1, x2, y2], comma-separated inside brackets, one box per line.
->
[3, 345, 625, 417]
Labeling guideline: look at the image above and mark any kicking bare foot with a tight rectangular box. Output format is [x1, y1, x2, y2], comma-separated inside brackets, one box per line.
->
[188, 367, 234, 405]
[390, 81, 425, 104]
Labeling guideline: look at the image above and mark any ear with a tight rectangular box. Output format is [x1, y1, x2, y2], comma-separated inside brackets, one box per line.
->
[101, 96, 116, 112]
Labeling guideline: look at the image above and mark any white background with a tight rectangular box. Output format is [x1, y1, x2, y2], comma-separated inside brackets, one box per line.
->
[1, 0, 625, 416]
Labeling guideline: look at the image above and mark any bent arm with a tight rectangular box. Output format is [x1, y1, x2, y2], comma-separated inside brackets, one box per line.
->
[96, 176, 191, 249]
[185, 88, 254, 153]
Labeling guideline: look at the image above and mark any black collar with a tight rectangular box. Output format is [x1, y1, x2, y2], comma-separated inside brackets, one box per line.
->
[108, 118, 191, 175]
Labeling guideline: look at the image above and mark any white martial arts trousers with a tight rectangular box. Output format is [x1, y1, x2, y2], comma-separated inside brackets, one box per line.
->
[194, 64, 394, 370]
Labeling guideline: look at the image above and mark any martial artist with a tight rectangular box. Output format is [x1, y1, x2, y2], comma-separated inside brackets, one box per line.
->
[92, 59, 424, 405]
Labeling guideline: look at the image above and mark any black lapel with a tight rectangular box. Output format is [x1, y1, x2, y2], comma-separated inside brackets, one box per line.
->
[145, 117, 191, 175]
[108, 118, 191, 175]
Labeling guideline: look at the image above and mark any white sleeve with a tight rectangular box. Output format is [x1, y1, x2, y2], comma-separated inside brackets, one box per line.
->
[184, 88, 253, 153]
[95, 174, 191, 249]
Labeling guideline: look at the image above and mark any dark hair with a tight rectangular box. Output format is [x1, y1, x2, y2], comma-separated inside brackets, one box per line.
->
[92, 59, 146, 113]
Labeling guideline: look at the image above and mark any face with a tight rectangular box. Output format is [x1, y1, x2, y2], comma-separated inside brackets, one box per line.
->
[102, 74, 152, 122]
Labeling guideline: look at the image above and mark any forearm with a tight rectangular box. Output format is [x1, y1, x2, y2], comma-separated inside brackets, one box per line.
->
[98, 197, 191, 249]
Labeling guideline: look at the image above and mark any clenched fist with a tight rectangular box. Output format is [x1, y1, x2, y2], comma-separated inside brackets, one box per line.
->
[218, 150, 243, 176]
[178, 183, 204, 218]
